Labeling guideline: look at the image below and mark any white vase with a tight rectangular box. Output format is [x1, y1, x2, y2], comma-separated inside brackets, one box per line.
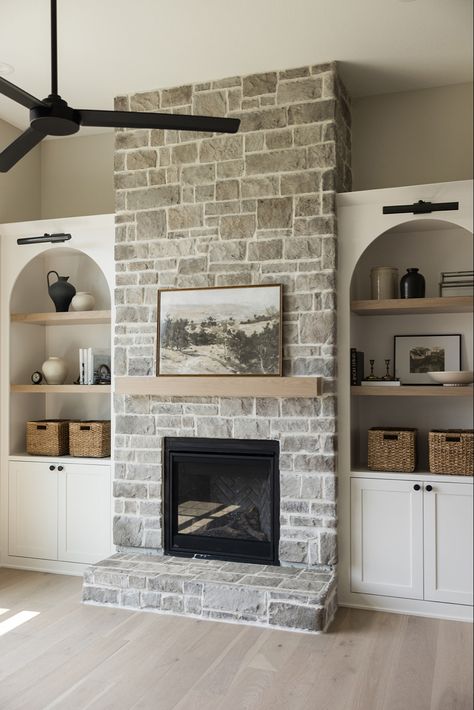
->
[42, 356, 67, 385]
[70, 292, 95, 311]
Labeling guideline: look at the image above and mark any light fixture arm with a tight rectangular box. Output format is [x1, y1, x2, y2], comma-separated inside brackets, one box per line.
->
[17, 233, 72, 245]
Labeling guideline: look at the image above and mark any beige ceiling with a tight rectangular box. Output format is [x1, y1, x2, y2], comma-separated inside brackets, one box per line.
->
[0, 0, 472, 134]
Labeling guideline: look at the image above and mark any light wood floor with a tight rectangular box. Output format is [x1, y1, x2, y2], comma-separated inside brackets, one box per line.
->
[0, 569, 472, 710]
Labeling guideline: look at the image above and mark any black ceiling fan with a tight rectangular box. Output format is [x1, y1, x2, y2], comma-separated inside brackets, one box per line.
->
[0, 0, 240, 173]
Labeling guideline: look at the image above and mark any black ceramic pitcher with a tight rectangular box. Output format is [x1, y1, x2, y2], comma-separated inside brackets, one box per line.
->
[400, 268, 425, 298]
[47, 270, 76, 312]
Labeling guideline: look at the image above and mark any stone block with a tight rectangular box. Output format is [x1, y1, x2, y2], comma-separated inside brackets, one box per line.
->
[220, 214, 256, 240]
[318, 531, 337, 565]
[136, 210, 166, 240]
[193, 90, 227, 116]
[203, 585, 266, 616]
[121, 590, 140, 607]
[200, 135, 243, 162]
[181, 164, 215, 185]
[243, 72, 278, 97]
[277, 77, 322, 104]
[82, 586, 119, 605]
[115, 130, 149, 150]
[241, 176, 279, 198]
[307, 143, 336, 169]
[288, 99, 335, 125]
[126, 149, 157, 171]
[171, 142, 198, 164]
[245, 133, 265, 152]
[113, 516, 143, 547]
[140, 590, 161, 608]
[233, 418, 271, 439]
[279, 539, 308, 564]
[130, 91, 160, 111]
[113, 481, 148, 499]
[293, 125, 323, 146]
[296, 195, 322, 216]
[246, 148, 306, 175]
[220, 398, 254, 417]
[299, 312, 335, 344]
[126, 185, 180, 211]
[216, 159, 245, 178]
[280, 171, 321, 195]
[178, 256, 207, 274]
[161, 85, 193, 107]
[284, 237, 322, 261]
[265, 128, 293, 150]
[257, 197, 293, 229]
[279, 67, 310, 80]
[161, 595, 185, 613]
[168, 205, 204, 230]
[216, 179, 240, 201]
[248, 240, 283, 261]
[238, 108, 287, 132]
[209, 241, 247, 263]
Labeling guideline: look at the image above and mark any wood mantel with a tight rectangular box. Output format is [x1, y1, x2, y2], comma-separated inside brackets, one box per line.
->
[115, 376, 322, 398]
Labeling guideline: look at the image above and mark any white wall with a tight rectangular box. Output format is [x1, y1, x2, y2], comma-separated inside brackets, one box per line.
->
[40, 133, 115, 219]
[0, 118, 41, 223]
[352, 83, 473, 191]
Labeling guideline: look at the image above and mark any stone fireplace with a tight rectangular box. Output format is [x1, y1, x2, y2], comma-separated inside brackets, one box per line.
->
[83, 61, 351, 632]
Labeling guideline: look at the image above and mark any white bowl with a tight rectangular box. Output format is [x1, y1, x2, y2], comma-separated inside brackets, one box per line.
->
[428, 371, 474, 386]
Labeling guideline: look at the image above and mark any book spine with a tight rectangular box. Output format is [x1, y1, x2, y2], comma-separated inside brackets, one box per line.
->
[88, 348, 93, 385]
[80, 348, 85, 385]
[356, 352, 364, 386]
[350, 348, 357, 386]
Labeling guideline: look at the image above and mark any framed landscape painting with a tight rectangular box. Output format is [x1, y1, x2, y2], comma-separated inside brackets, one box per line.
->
[157, 284, 283, 376]
[394, 333, 461, 385]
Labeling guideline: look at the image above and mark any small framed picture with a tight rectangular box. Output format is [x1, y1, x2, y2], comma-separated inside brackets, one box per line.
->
[157, 284, 283, 376]
[394, 334, 462, 385]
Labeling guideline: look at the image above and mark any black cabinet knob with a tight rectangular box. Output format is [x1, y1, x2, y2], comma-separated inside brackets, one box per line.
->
[426, 485, 433, 492]
[58, 466, 64, 471]
[413, 484, 421, 491]
[49, 465, 56, 471]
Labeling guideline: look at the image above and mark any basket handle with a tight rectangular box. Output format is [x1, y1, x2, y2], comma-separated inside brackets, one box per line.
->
[80, 425, 91, 431]
[446, 435, 461, 443]
[36, 424, 47, 430]
[383, 433, 399, 441]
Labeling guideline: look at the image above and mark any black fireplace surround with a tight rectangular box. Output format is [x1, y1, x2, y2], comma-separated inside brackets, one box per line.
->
[164, 438, 280, 565]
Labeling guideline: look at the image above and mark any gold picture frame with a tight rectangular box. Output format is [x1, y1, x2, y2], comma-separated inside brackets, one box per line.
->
[156, 284, 283, 377]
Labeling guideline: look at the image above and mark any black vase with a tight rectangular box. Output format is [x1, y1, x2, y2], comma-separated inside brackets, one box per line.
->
[400, 268, 425, 299]
[47, 270, 76, 312]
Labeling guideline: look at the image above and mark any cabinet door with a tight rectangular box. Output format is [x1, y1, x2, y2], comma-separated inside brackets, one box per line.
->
[351, 477, 424, 599]
[424, 482, 473, 606]
[58, 463, 111, 564]
[9, 462, 58, 560]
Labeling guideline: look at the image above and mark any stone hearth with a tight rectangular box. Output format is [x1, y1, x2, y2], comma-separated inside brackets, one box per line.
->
[83, 553, 336, 633]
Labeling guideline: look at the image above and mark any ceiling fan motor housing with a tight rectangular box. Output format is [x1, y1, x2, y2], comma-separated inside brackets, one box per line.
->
[30, 96, 80, 136]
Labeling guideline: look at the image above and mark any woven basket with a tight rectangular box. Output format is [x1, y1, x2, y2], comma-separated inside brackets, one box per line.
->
[26, 420, 69, 456]
[69, 420, 111, 458]
[368, 428, 417, 472]
[429, 430, 474, 475]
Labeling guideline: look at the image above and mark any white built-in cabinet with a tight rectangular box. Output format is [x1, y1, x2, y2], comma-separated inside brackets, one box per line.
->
[9, 459, 111, 564]
[1, 215, 115, 574]
[351, 476, 473, 606]
[337, 180, 474, 621]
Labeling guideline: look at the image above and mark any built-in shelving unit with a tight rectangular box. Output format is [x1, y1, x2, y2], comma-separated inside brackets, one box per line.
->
[351, 296, 473, 316]
[11, 310, 111, 326]
[116, 376, 322, 398]
[351, 385, 473, 397]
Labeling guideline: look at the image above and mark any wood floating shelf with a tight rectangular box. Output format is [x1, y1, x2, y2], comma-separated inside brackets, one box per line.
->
[351, 386, 473, 397]
[11, 385, 112, 394]
[11, 310, 111, 326]
[351, 296, 473, 316]
[115, 376, 322, 398]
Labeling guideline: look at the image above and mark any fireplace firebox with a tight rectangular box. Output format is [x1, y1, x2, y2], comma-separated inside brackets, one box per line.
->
[164, 438, 280, 565]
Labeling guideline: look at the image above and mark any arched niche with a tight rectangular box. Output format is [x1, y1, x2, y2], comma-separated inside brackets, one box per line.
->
[350, 218, 473, 301]
[10, 246, 111, 314]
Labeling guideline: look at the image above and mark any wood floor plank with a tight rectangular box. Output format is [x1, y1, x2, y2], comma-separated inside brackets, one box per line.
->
[0, 569, 471, 710]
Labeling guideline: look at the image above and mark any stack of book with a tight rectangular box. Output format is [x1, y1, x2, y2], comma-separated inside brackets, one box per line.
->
[79, 348, 111, 385]
[439, 271, 474, 297]
[350, 349, 364, 385]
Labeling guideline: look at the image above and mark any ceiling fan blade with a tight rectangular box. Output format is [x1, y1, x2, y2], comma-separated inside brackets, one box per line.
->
[0, 76, 46, 110]
[79, 109, 240, 134]
[0, 127, 45, 172]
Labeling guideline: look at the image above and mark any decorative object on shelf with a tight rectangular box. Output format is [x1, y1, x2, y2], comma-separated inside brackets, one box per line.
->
[394, 333, 461, 385]
[79, 348, 111, 384]
[428, 370, 474, 387]
[157, 284, 283, 376]
[26, 419, 69, 456]
[31, 370, 43, 385]
[42, 356, 67, 385]
[429, 430, 473, 476]
[439, 271, 474, 297]
[400, 268, 425, 298]
[368, 427, 417, 473]
[70, 291, 95, 311]
[47, 270, 76, 312]
[350, 348, 364, 385]
[69, 420, 111, 458]
[370, 266, 398, 300]
[361, 358, 401, 385]
[361, 379, 401, 387]
[365, 359, 378, 380]
[383, 359, 393, 380]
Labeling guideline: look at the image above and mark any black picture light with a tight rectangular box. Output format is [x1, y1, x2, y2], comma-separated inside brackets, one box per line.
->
[17, 232, 72, 245]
